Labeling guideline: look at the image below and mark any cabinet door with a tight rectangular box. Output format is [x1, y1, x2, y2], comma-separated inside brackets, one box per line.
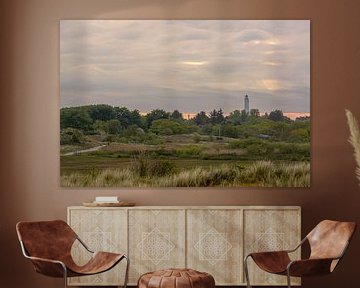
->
[244, 209, 301, 286]
[187, 209, 243, 285]
[128, 209, 186, 284]
[68, 208, 128, 286]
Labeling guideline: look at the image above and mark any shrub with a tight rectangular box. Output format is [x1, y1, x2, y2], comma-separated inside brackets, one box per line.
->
[176, 145, 203, 157]
[151, 160, 175, 177]
[228, 139, 310, 161]
[60, 128, 84, 145]
[131, 152, 175, 177]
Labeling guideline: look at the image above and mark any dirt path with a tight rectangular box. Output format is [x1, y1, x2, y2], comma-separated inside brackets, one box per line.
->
[62, 145, 107, 156]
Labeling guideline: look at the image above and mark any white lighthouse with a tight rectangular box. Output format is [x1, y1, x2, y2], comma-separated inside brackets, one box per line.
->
[244, 94, 249, 114]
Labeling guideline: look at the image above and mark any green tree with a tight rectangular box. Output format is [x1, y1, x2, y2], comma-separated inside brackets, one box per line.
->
[209, 109, 225, 124]
[250, 109, 260, 117]
[107, 119, 122, 134]
[150, 119, 184, 135]
[93, 120, 108, 134]
[200, 124, 213, 135]
[226, 110, 242, 125]
[170, 110, 183, 121]
[130, 109, 144, 128]
[222, 124, 240, 138]
[88, 104, 116, 121]
[289, 127, 310, 142]
[115, 107, 131, 127]
[115, 107, 143, 128]
[268, 110, 285, 122]
[194, 111, 209, 125]
[122, 124, 145, 137]
[146, 109, 170, 128]
[272, 121, 289, 139]
[60, 107, 93, 131]
[295, 116, 310, 121]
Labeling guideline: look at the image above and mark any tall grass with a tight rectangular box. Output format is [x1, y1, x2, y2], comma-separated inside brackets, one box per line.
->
[346, 109, 360, 186]
[237, 161, 310, 187]
[61, 160, 310, 187]
[158, 165, 237, 187]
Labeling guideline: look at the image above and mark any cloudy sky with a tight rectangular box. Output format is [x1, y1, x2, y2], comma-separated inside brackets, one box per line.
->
[60, 20, 310, 115]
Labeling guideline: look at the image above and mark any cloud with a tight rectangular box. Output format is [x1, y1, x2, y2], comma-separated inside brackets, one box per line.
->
[60, 20, 310, 113]
[237, 29, 272, 43]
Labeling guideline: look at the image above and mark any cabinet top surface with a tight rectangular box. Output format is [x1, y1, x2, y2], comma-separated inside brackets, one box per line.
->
[68, 205, 301, 210]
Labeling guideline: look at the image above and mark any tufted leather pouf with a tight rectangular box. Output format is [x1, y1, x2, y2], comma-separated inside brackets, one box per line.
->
[138, 268, 215, 288]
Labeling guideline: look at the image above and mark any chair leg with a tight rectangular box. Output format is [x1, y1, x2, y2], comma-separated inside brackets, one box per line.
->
[62, 264, 68, 288]
[286, 269, 291, 288]
[123, 255, 130, 288]
[244, 255, 252, 288]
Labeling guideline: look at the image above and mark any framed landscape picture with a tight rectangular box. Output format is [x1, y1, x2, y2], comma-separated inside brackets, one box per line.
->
[60, 20, 310, 187]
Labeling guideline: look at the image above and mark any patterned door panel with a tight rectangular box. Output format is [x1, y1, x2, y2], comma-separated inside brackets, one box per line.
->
[68, 208, 127, 286]
[244, 209, 301, 286]
[128, 209, 186, 284]
[187, 209, 243, 285]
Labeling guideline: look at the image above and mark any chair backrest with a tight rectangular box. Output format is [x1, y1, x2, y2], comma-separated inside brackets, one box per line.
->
[307, 220, 356, 261]
[16, 220, 77, 261]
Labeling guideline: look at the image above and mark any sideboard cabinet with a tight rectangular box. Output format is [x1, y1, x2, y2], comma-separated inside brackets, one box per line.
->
[67, 206, 301, 286]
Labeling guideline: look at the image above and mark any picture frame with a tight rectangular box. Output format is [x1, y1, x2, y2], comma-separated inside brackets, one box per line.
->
[60, 20, 310, 188]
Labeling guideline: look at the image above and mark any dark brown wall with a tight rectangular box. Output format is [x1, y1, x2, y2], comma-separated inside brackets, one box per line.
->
[1, 0, 360, 287]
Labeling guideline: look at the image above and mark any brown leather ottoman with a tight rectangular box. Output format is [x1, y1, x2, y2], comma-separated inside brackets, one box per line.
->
[138, 268, 215, 288]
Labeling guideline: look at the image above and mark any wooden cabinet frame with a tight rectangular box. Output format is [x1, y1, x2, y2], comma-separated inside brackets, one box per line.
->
[68, 206, 301, 286]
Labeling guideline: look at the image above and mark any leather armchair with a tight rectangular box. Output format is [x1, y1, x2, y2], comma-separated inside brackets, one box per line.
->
[244, 220, 356, 288]
[16, 220, 129, 288]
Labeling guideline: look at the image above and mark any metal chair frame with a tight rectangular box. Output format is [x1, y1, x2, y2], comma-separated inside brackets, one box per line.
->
[244, 237, 350, 288]
[19, 234, 129, 288]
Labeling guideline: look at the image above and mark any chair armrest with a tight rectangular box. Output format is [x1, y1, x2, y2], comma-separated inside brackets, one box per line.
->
[285, 237, 307, 253]
[26, 255, 65, 265]
[76, 236, 94, 253]
[26, 255, 67, 278]
[19, 240, 67, 277]
[287, 258, 336, 277]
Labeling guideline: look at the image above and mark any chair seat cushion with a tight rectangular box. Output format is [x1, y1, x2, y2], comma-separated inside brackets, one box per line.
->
[250, 251, 291, 274]
[67, 252, 124, 276]
[138, 268, 215, 288]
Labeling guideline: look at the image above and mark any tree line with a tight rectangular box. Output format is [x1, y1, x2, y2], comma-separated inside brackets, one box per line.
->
[60, 104, 310, 145]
